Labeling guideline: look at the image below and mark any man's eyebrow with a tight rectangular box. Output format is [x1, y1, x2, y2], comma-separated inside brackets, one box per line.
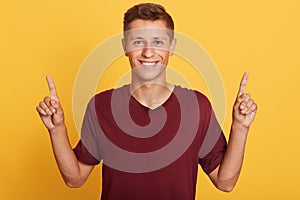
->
[152, 37, 168, 41]
[131, 36, 144, 40]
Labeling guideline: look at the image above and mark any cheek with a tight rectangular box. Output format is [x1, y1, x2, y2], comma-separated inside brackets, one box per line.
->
[127, 50, 141, 58]
[127, 53, 140, 67]
[160, 51, 170, 61]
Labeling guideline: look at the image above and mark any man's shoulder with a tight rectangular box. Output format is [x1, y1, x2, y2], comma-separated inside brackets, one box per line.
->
[174, 85, 211, 105]
[90, 85, 130, 108]
[94, 85, 129, 99]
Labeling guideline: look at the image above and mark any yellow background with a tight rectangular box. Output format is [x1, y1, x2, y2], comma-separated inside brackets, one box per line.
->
[1, 0, 299, 199]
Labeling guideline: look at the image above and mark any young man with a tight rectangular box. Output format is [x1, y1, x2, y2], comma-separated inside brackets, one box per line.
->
[36, 3, 257, 200]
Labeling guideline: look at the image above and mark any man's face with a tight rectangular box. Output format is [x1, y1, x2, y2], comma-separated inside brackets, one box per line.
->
[122, 20, 176, 83]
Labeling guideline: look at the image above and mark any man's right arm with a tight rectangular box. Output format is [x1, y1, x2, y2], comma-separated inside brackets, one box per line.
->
[36, 76, 94, 187]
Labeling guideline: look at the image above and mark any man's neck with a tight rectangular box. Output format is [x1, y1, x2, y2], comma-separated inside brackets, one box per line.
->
[130, 81, 174, 110]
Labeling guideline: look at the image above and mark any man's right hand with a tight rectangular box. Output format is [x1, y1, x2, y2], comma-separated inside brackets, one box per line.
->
[36, 76, 65, 132]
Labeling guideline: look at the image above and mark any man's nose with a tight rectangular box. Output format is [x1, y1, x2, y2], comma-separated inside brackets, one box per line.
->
[142, 46, 155, 58]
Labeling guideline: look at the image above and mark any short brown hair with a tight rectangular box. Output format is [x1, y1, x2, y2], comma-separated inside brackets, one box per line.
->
[123, 3, 174, 38]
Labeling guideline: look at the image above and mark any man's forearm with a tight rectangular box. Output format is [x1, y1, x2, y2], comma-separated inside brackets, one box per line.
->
[48, 125, 81, 186]
[216, 122, 249, 190]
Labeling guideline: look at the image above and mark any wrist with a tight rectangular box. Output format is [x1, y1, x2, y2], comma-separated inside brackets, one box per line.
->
[231, 121, 249, 134]
[48, 124, 67, 135]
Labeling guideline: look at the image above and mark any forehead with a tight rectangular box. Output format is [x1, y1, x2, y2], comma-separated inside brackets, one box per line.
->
[125, 20, 171, 39]
[128, 19, 167, 29]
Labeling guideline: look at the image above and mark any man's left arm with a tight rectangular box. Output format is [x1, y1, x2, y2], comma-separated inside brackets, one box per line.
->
[208, 72, 257, 192]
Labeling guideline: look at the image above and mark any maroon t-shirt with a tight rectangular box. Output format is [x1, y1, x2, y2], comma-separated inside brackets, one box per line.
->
[74, 85, 227, 200]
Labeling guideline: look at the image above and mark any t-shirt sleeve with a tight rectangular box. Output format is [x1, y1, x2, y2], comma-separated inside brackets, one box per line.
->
[74, 140, 100, 165]
[198, 133, 227, 175]
[198, 104, 227, 175]
[73, 97, 102, 165]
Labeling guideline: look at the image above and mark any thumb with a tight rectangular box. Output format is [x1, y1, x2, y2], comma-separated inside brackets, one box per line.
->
[236, 93, 245, 103]
[51, 99, 63, 114]
[233, 93, 245, 111]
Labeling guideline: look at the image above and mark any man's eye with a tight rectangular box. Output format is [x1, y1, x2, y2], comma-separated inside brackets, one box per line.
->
[153, 40, 164, 46]
[133, 40, 145, 46]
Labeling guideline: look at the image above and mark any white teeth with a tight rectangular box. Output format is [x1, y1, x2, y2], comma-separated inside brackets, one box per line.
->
[142, 62, 156, 66]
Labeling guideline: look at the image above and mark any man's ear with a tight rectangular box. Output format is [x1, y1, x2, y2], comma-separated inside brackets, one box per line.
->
[122, 38, 128, 56]
[169, 38, 177, 56]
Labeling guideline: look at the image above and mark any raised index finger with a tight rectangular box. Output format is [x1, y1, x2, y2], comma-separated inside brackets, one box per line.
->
[238, 72, 249, 96]
[46, 75, 59, 101]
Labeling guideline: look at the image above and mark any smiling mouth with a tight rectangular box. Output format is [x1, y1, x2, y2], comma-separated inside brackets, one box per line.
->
[139, 61, 159, 67]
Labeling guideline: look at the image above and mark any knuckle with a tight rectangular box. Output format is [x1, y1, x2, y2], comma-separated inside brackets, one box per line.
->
[247, 99, 254, 105]
[43, 98, 50, 105]
[39, 101, 45, 107]
[253, 103, 257, 109]
[36, 106, 41, 112]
